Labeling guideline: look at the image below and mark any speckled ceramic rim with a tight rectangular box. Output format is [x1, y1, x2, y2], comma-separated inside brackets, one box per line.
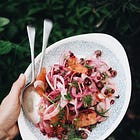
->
[18, 33, 131, 140]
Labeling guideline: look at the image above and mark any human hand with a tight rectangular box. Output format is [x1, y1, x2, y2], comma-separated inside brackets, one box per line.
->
[0, 74, 26, 140]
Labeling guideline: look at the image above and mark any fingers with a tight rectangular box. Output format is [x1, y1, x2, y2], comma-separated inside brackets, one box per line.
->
[9, 73, 26, 98]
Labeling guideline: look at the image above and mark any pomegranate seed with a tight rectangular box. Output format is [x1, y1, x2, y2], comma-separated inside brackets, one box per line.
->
[65, 120, 72, 124]
[96, 81, 104, 90]
[110, 70, 117, 77]
[75, 72, 81, 77]
[94, 67, 97, 72]
[111, 89, 115, 94]
[80, 58, 85, 65]
[104, 89, 109, 95]
[57, 134, 62, 139]
[95, 50, 102, 57]
[86, 60, 92, 64]
[115, 95, 120, 98]
[108, 67, 112, 71]
[97, 76, 101, 80]
[84, 77, 92, 86]
[70, 52, 75, 57]
[87, 68, 92, 76]
[81, 132, 88, 139]
[62, 129, 68, 135]
[110, 100, 115, 104]
[41, 129, 46, 135]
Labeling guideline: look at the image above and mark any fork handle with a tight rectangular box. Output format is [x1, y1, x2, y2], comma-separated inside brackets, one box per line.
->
[38, 19, 52, 75]
[27, 25, 36, 82]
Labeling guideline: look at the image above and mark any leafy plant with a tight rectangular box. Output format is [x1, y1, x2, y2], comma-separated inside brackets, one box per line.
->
[0, 17, 10, 32]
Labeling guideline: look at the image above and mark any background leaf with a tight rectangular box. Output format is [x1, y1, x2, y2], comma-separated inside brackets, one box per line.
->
[0, 17, 10, 27]
[0, 41, 13, 55]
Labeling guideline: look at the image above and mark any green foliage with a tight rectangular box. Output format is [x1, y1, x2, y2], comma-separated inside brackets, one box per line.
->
[0, 41, 13, 55]
[64, 91, 72, 101]
[131, 129, 140, 139]
[0, 0, 139, 139]
[0, 17, 10, 32]
[83, 95, 92, 108]
[0, 41, 30, 98]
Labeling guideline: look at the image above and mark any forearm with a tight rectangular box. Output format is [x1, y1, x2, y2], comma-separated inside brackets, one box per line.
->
[0, 104, 8, 139]
[0, 105, 19, 140]
[0, 108, 10, 140]
[0, 128, 8, 140]
[0, 122, 19, 140]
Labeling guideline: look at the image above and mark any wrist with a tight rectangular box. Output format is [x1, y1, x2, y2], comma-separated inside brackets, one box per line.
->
[0, 128, 8, 140]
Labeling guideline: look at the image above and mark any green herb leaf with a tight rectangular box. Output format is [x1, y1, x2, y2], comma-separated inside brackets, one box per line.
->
[85, 64, 94, 69]
[67, 124, 81, 140]
[94, 104, 109, 117]
[64, 91, 72, 101]
[71, 82, 79, 88]
[106, 88, 111, 93]
[53, 94, 61, 102]
[83, 95, 92, 108]
[70, 138, 81, 140]
[52, 121, 60, 127]
[58, 108, 65, 119]
[103, 72, 108, 81]
[90, 124, 97, 129]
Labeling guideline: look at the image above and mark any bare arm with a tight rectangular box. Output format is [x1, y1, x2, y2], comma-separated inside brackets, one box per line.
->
[0, 74, 25, 140]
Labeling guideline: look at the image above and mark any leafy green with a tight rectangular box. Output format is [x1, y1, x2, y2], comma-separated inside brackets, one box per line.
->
[58, 108, 65, 120]
[0, 41, 13, 55]
[69, 82, 79, 89]
[52, 94, 61, 102]
[66, 124, 81, 140]
[90, 124, 97, 129]
[0, 17, 10, 27]
[69, 138, 81, 140]
[94, 104, 109, 117]
[83, 95, 92, 108]
[0, 17, 10, 32]
[64, 91, 72, 101]
[52, 121, 60, 127]
[0, 40, 29, 55]
[101, 72, 108, 81]
[84, 64, 94, 69]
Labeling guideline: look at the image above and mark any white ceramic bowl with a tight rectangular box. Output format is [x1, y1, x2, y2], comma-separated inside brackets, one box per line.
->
[18, 33, 131, 140]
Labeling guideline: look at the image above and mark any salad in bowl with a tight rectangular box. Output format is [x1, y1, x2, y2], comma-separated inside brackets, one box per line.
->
[18, 33, 131, 140]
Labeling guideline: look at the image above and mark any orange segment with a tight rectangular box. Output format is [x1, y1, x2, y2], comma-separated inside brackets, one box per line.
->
[36, 67, 47, 83]
[35, 67, 47, 96]
[67, 57, 88, 73]
[35, 86, 45, 96]
[74, 111, 97, 128]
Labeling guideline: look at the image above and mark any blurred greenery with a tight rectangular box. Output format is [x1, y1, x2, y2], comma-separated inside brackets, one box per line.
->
[0, 0, 140, 140]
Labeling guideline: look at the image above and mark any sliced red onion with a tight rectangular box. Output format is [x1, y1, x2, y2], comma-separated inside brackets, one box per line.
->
[43, 103, 60, 120]
[79, 128, 91, 135]
[46, 74, 55, 91]
[71, 87, 83, 98]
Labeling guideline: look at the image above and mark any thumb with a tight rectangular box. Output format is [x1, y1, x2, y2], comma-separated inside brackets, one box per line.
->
[9, 73, 26, 98]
